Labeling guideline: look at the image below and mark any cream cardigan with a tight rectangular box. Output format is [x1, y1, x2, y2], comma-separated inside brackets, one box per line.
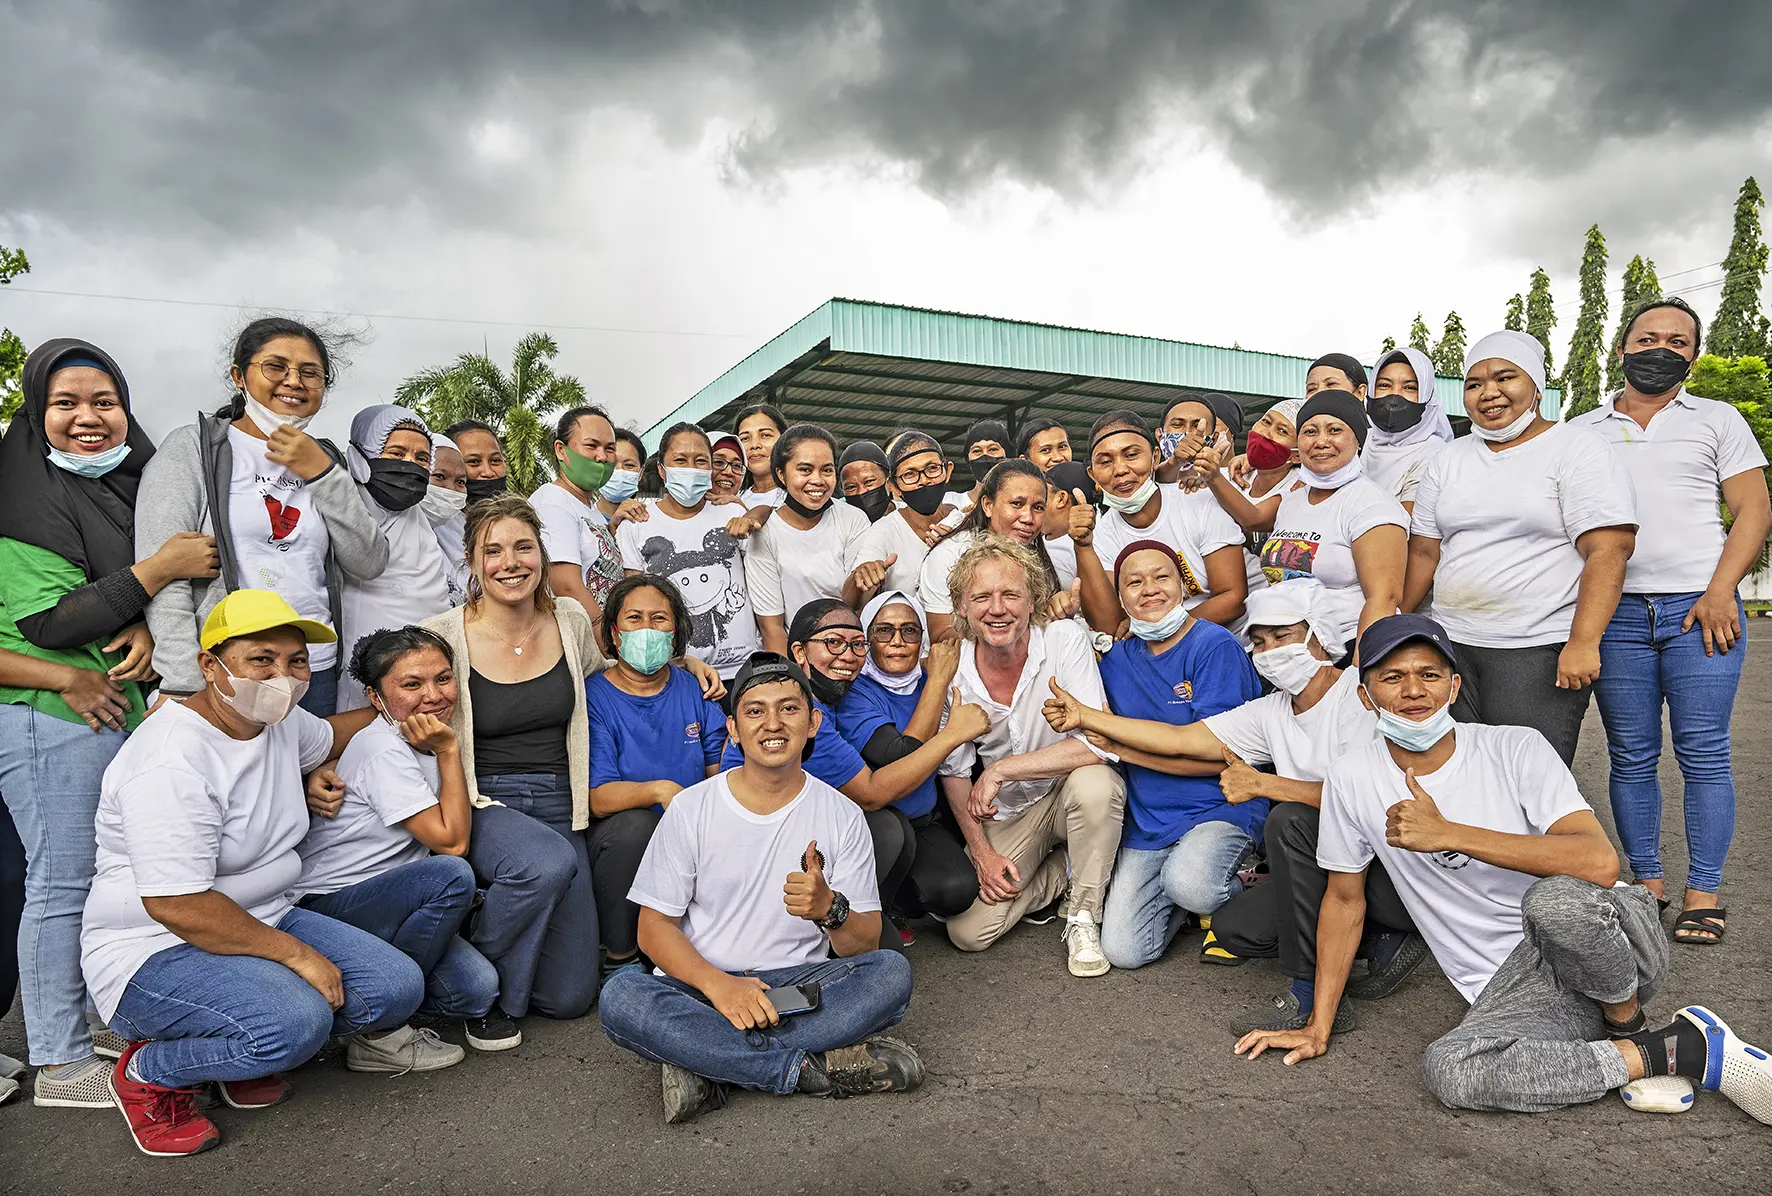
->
[421, 596, 607, 830]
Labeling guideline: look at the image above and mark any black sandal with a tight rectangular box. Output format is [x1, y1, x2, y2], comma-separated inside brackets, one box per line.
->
[1672, 906, 1727, 945]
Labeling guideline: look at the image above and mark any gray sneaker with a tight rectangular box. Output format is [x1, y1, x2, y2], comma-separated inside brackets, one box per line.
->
[0, 1052, 25, 1080]
[345, 1025, 465, 1075]
[31, 1055, 116, 1108]
[89, 1027, 130, 1060]
[662, 1063, 727, 1124]
[1230, 989, 1358, 1038]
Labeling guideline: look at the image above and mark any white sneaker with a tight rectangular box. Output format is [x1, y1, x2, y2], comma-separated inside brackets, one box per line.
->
[1677, 1005, 1772, 1125]
[1063, 910, 1110, 978]
[345, 1025, 465, 1075]
[31, 1055, 115, 1107]
[1620, 1074, 1696, 1113]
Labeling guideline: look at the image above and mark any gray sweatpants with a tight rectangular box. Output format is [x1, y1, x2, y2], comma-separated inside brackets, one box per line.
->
[1423, 875, 1668, 1113]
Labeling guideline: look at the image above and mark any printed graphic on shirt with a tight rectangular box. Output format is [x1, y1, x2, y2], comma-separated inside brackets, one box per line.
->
[1431, 849, 1472, 871]
[632, 527, 752, 669]
[1260, 530, 1322, 586]
[1172, 680, 1194, 701]
[582, 520, 622, 610]
[264, 496, 301, 542]
[249, 471, 307, 552]
[685, 720, 702, 742]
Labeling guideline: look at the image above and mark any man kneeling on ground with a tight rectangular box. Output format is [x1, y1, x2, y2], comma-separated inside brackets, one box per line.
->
[1235, 614, 1772, 1125]
[598, 651, 921, 1124]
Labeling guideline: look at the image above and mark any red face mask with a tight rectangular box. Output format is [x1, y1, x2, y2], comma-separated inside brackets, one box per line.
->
[1246, 431, 1293, 471]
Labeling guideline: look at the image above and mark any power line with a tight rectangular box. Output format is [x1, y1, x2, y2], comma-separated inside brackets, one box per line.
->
[1551, 261, 1725, 313]
[0, 285, 759, 340]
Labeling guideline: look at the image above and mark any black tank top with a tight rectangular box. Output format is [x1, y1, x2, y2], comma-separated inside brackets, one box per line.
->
[469, 655, 573, 777]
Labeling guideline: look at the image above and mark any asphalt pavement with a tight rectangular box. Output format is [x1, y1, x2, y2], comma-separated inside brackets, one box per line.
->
[5, 624, 1771, 1194]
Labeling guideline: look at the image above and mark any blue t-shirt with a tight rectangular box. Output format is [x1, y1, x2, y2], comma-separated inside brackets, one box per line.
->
[1099, 620, 1263, 850]
[719, 694, 867, 792]
[835, 673, 938, 819]
[587, 668, 729, 811]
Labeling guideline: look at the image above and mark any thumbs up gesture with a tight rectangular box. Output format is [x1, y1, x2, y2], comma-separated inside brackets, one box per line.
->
[1042, 675, 1088, 733]
[1385, 768, 1454, 853]
[1049, 576, 1083, 622]
[848, 553, 899, 595]
[1067, 489, 1096, 545]
[784, 840, 834, 922]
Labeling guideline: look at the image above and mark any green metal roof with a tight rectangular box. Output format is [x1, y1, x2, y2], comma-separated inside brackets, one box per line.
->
[642, 298, 1561, 451]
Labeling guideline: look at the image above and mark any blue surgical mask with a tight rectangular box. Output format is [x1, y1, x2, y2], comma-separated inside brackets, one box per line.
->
[664, 467, 712, 507]
[1129, 603, 1188, 642]
[600, 469, 640, 503]
[1371, 699, 1457, 753]
[47, 441, 132, 478]
[618, 628, 674, 675]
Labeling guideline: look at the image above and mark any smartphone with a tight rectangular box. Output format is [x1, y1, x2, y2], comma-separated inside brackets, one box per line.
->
[765, 982, 822, 1017]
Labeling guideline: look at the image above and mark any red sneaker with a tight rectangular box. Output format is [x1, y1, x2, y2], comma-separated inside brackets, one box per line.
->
[216, 1073, 290, 1110]
[109, 1042, 222, 1157]
[891, 913, 916, 948]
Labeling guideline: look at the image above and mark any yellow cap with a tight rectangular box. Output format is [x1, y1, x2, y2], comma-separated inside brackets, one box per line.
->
[199, 589, 338, 651]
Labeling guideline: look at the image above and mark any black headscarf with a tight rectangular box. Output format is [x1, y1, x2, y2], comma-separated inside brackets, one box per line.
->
[1309, 352, 1368, 390]
[787, 598, 863, 707]
[0, 339, 153, 580]
[1296, 390, 1370, 448]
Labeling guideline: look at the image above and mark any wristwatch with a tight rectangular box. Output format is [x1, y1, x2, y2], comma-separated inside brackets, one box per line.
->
[819, 891, 851, 931]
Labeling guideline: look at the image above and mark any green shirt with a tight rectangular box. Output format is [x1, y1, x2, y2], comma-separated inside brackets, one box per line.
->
[0, 537, 147, 729]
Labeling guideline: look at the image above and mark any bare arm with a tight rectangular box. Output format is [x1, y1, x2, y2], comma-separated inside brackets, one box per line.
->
[1043, 677, 1228, 760]
[1390, 782, 1619, 887]
[142, 890, 343, 1007]
[590, 780, 683, 817]
[758, 613, 788, 657]
[1557, 526, 1634, 689]
[1204, 470, 1280, 535]
[637, 907, 782, 1031]
[1074, 545, 1122, 636]
[549, 563, 604, 631]
[1236, 869, 1366, 1063]
[1401, 534, 1440, 615]
[398, 720, 474, 856]
[1106, 739, 1227, 777]
[1187, 545, 1249, 627]
[1687, 468, 1771, 656]
[1349, 523, 1407, 647]
[841, 713, 985, 811]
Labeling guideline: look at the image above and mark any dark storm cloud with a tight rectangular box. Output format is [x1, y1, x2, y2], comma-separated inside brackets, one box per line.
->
[5, 0, 1769, 234]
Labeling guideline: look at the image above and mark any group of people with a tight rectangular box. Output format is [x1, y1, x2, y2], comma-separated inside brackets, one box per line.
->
[1, 297, 1770, 1153]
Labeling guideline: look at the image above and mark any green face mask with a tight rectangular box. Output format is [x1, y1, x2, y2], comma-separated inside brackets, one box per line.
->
[560, 446, 614, 494]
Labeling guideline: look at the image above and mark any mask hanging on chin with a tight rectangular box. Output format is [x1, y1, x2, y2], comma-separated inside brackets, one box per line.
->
[778, 487, 829, 521]
[806, 664, 853, 706]
[1368, 695, 1458, 753]
[46, 440, 132, 478]
[1469, 403, 1539, 444]
[1128, 602, 1188, 642]
[1101, 474, 1158, 515]
[215, 663, 308, 726]
[239, 390, 314, 437]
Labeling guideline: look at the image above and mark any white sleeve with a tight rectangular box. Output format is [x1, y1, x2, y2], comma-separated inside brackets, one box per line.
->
[1314, 764, 1376, 874]
[357, 748, 441, 828]
[1394, 456, 1427, 506]
[293, 707, 336, 773]
[627, 795, 700, 916]
[847, 517, 886, 574]
[1409, 450, 1447, 539]
[1557, 430, 1638, 540]
[1510, 729, 1593, 832]
[828, 800, 882, 913]
[1047, 622, 1114, 762]
[531, 489, 584, 567]
[1190, 494, 1245, 554]
[1715, 403, 1770, 480]
[742, 526, 786, 618]
[1201, 695, 1274, 767]
[1343, 481, 1408, 541]
[918, 538, 957, 615]
[615, 519, 643, 573]
[116, 767, 224, 898]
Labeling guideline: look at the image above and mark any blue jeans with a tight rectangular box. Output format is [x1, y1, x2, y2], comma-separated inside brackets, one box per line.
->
[1100, 820, 1252, 970]
[300, 855, 497, 1021]
[109, 906, 423, 1088]
[0, 704, 127, 1064]
[599, 951, 913, 1095]
[298, 666, 338, 717]
[470, 776, 599, 1019]
[1594, 592, 1746, 893]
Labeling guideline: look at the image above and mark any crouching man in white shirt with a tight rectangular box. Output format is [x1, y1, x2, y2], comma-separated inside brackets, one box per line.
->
[598, 651, 922, 1125]
[1236, 614, 1772, 1125]
[937, 535, 1126, 977]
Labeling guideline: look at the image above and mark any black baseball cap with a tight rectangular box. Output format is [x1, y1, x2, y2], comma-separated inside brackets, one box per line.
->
[1044, 460, 1098, 506]
[1357, 614, 1459, 675]
[727, 652, 818, 760]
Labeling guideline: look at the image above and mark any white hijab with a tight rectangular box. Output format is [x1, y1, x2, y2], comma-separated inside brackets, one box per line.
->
[858, 589, 928, 695]
[1365, 347, 1454, 450]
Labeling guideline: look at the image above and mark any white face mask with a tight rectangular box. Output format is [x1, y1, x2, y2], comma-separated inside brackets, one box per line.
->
[1252, 642, 1328, 695]
[1303, 452, 1365, 490]
[1128, 602, 1188, 643]
[421, 485, 468, 525]
[1371, 698, 1458, 752]
[216, 662, 308, 726]
[1470, 403, 1538, 444]
[1101, 474, 1158, 515]
[240, 391, 314, 437]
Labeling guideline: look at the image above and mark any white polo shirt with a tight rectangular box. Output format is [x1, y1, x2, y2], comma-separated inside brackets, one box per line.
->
[937, 618, 1113, 820]
[1574, 389, 1767, 594]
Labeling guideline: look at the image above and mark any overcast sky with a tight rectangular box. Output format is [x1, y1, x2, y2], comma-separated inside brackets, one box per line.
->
[3, 0, 1768, 443]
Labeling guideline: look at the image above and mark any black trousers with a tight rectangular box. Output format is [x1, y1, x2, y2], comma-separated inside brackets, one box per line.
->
[893, 809, 980, 921]
[865, 807, 918, 951]
[586, 808, 663, 960]
[0, 801, 22, 1015]
[1451, 640, 1590, 767]
[1211, 802, 1414, 979]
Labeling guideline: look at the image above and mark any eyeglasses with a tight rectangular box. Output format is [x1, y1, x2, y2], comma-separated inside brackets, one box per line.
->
[252, 360, 326, 388]
[869, 623, 924, 645]
[806, 635, 868, 657]
[710, 458, 746, 474]
[894, 460, 949, 487]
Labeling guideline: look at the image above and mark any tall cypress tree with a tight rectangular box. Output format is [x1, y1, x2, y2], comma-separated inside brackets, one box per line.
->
[1563, 225, 1609, 417]
[1606, 256, 1663, 391]
[1408, 312, 1433, 352]
[1504, 293, 1525, 332]
[1431, 311, 1468, 377]
[1709, 176, 1768, 358]
[1524, 268, 1557, 375]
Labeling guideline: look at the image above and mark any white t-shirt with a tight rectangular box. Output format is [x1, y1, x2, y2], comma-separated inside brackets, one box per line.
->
[937, 619, 1115, 819]
[434, 514, 470, 606]
[1044, 533, 1078, 592]
[850, 508, 935, 599]
[530, 481, 622, 615]
[81, 702, 335, 1020]
[1093, 483, 1244, 613]
[296, 717, 438, 898]
[1575, 390, 1768, 594]
[1411, 423, 1637, 648]
[917, 530, 975, 616]
[742, 502, 871, 623]
[1363, 439, 1448, 506]
[628, 771, 881, 974]
[741, 485, 782, 510]
[1203, 668, 1377, 781]
[337, 495, 453, 710]
[616, 501, 760, 676]
[1316, 723, 1593, 1003]
[226, 426, 336, 671]
[1261, 476, 1406, 649]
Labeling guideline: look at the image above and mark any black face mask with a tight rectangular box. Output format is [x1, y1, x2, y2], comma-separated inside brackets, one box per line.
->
[846, 486, 893, 522]
[1366, 392, 1427, 435]
[778, 488, 829, 521]
[956, 454, 1000, 488]
[899, 480, 949, 517]
[806, 664, 853, 707]
[1621, 347, 1691, 396]
[364, 458, 430, 511]
[465, 475, 507, 503]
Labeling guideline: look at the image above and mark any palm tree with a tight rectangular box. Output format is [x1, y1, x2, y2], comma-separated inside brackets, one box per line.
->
[395, 332, 586, 495]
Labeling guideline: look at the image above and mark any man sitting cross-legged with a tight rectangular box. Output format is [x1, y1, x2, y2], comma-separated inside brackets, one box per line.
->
[598, 651, 922, 1125]
[1235, 614, 1772, 1125]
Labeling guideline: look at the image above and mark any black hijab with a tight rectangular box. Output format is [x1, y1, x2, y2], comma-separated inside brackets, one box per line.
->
[0, 339, 153, 580]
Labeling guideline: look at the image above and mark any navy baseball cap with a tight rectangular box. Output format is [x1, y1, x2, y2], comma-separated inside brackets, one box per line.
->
[1357, 614, 1459, 675]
